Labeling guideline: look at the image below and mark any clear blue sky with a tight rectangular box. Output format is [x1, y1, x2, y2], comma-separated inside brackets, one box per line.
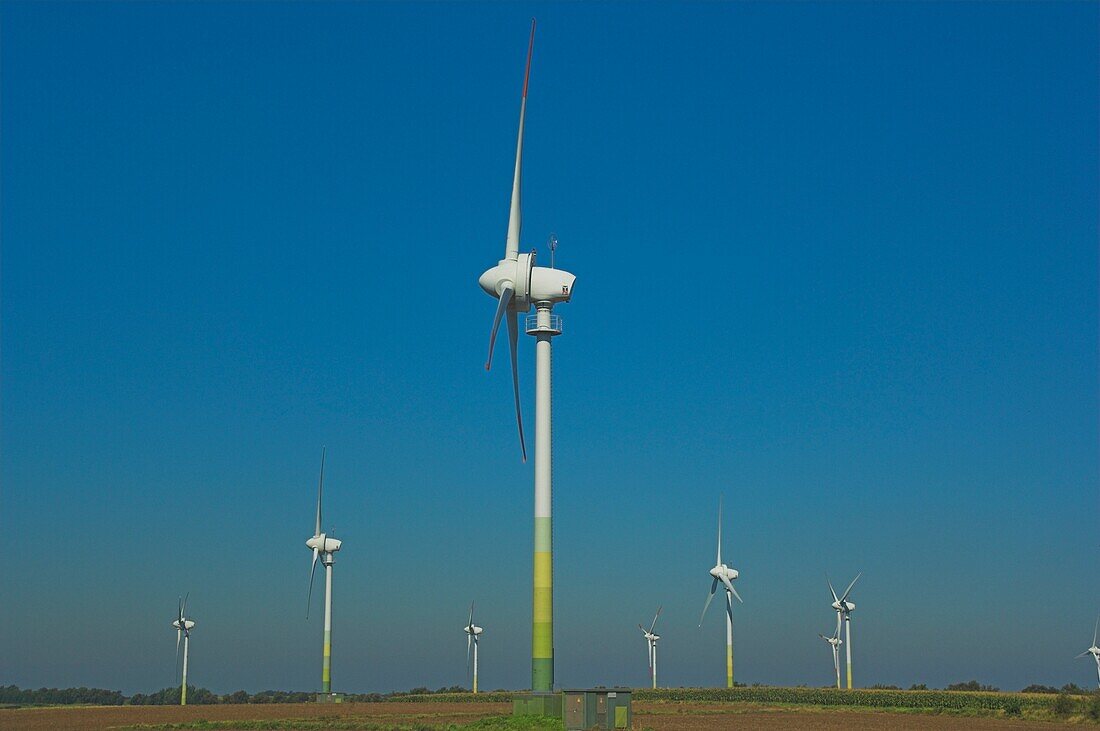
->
[1, 1, 1096, 695]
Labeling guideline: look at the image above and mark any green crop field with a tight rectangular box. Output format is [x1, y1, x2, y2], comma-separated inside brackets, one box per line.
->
[368, 687, 1100, 724]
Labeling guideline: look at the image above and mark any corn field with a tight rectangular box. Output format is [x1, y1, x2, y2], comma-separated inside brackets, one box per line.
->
[386, 687, 1095, 715]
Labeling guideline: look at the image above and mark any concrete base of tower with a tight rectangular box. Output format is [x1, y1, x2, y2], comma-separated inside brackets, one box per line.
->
[315, 692, 345, 703]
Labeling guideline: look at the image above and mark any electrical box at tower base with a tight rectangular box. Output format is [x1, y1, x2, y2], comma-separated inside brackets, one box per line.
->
[562, 689, 631, 730]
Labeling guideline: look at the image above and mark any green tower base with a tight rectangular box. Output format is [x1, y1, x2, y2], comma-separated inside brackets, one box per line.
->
[316, 692, 345, 703]
[513, 691, 562, 718]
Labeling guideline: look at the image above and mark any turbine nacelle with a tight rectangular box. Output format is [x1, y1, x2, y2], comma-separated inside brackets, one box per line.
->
[710, 564, 739, 582]
[172, 619, 195, 632]
[530, 265, 576, 304]
[832, 600, 856, 613]
[306, 534, 342, 554]
[464, 624, 484, 636]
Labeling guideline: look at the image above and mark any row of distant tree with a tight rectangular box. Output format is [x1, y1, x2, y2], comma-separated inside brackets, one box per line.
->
[1, 682, 1093, 707]
[0, 684, 471, 707]
[865, 681, 1093, 694]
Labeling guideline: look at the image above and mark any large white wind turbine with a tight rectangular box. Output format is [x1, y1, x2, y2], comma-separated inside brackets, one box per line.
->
[638, 606, 662, 689]
[1075, 615, 1100, 688]
[818, 627, 842, 689]
[827, 573, 861, 689]
[171, 594, 195, 705]
[464, 603, 484, 693]
[306, 447, 342, 696]
[479, 19, 576, 694]
[699, 497, 743, 688]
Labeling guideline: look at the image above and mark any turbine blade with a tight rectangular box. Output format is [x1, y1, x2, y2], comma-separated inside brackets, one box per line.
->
[1077, 650, 1091, 659]
[716, 496, 722, 565]
[175, 628, 181, 682]
[505, 19, 536, 262]
[315, 447, 326, 537]
[507, 311, 527, 461]
[467, 632, 472, 672]
[648, 639, 654, 669]
[728, 581, 743, 604]
[484, 286, 514, 371]
[469, 602, 475, 629]
[182, 592, 188, 618]
[1094, 614, 1098, 647]
[307, 547, 319, 618]
[649, 605, 662, 633]
[699, 577, 719, 625]
[827, 575, 839, 604]
[840, 572, 862, 603]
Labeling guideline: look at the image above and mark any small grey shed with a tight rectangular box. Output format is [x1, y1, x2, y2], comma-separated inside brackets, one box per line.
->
[562, 688, 632, 730]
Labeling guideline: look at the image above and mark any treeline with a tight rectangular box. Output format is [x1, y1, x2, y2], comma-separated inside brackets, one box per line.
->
[0, 684, 471, 707]
[866, 681, 1092, 694]
[0, 686, 126, 706]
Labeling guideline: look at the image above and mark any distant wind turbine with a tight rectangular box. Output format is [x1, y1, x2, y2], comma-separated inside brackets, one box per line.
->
[827, 573, 861, 689]
[171, 594, 195, 705]
[306, 447, 343, 696]
[638, 606, 662, 689]
[1075, 615, 1100, 688]
[464, 603, 484, 693]
[699, 497, 743, 688]
[818, 627, 842, 689]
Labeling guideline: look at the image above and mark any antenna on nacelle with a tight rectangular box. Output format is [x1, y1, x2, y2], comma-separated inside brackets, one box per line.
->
[548, 233, 558, 269]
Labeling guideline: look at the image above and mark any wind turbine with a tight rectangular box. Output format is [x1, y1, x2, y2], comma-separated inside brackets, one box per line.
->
[479, 19, 576, 694]
[171, 594, 195, 705]
[638, 606, 662, 689]
[464, 603, 484, 693]
[827, 573, 861, 689]
[306, 447, 342, 696]
[699, 497, 743, 688]
[1075, 615, 1100, 688]
[818, 627, 842, 689]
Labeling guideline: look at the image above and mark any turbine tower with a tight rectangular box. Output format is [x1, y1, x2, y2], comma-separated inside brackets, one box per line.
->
[464, 603, 484, 693]
[480, 19, 576, 693]
[699, 497, 743, 688]
[818, 627, 842, 689]
[172, 594, 195, 706]
[306, 447, 342, 696]
[1075, 615, 1100, 688]
[827, 573, 861, 689]
[638, 606, 662, 689]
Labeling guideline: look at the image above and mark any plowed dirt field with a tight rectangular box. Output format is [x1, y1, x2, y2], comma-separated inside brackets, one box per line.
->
[0, 701, 1070, 730]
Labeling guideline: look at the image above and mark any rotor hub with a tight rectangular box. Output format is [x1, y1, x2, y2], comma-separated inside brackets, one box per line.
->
[479, 253, 536, 310]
